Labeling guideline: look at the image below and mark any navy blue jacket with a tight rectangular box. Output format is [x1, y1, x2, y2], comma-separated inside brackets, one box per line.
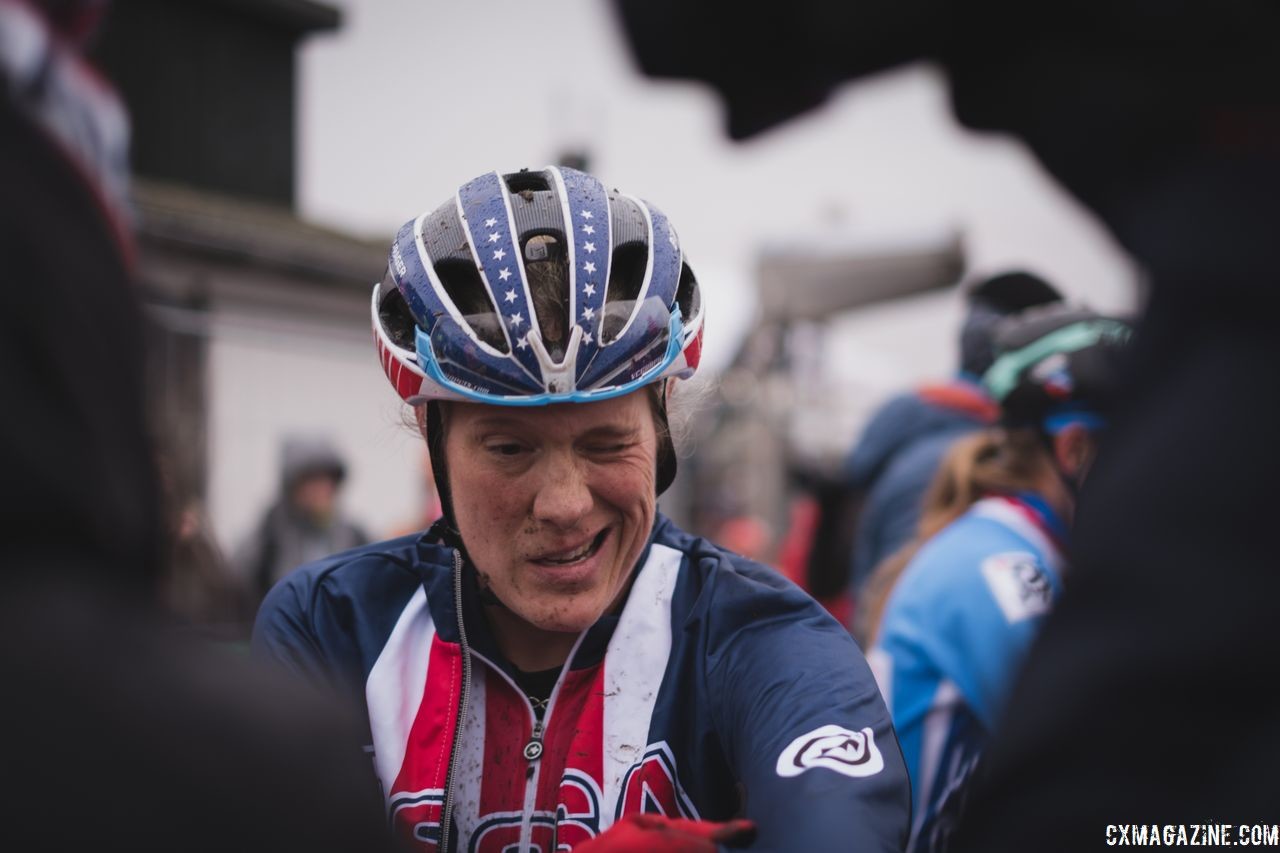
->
[845, 381, 996, 594]
[254, 515, 911, 851]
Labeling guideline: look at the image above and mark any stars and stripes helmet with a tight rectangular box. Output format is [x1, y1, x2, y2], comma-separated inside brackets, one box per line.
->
[373, 166, 704, 407]
[983, 304, 1134, 433]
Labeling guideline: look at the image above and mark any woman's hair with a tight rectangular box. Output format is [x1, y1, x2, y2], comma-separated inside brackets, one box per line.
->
[525, 236, 570, 357]
[853, 427, 1049, 648]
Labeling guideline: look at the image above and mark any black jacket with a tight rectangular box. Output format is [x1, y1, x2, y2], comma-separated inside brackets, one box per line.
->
[0, 21, 395, 850]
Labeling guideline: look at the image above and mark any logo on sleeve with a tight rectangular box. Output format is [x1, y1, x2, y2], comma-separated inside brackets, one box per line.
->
[776, 725, 885, 779]
[981, 552, 1053, 624]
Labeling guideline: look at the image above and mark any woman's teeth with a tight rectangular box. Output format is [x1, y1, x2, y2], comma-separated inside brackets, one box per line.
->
[543, 544, 591, 564]
[538, 531, 605, 565]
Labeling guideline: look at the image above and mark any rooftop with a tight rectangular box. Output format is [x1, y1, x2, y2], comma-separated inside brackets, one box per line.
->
[132, 178, 389, 287]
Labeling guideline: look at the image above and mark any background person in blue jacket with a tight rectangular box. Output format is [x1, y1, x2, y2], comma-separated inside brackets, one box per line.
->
[253, 166, 911, 852]
[869, 304, 1132, 852]
[840, 271, 1063, 643]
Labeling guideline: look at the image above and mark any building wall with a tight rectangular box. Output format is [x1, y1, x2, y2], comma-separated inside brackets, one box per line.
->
[91, 0, 333, 205]
[138, 240, 425, 574]
[204, 278, 430, 569]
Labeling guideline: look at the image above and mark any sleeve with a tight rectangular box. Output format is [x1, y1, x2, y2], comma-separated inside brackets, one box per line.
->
[251, 568, 343, 690]
[901, 549, 1054, 731]
[706, 574, 912, 852]
[866, 541, 1057, 852]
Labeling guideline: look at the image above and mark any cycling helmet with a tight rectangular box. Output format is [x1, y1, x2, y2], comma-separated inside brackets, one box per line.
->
[373, 166, 703, 406]
[372, 166, 705, 511]
[983, 305, 1133, 433]
[958, 270, 1063, 378]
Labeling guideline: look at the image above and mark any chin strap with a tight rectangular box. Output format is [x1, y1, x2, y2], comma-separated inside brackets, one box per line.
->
[424, 401, 455, 528]
[421, 404, 518, 613]
[474, 575, 506, 609]
[653, 380, 677, 495]
[426, 516, 509, 611]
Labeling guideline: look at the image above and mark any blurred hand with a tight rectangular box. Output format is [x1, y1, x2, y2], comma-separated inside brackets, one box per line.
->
[576, 813, 757, 852]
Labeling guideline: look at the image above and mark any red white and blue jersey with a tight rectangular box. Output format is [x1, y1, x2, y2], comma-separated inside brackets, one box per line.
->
[253, 515, 910, 852]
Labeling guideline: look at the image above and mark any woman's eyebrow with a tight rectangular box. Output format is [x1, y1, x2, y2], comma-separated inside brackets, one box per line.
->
[467, 418, 639, 437]
[578, 423, 642, 438]
[469, 416, 529, 431]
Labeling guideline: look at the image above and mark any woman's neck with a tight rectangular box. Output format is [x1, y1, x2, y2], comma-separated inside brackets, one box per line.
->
[484, 603, 579, 672]
[1032, 465, 1075, 527]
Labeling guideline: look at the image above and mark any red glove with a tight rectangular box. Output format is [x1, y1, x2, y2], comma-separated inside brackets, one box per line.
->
[575, 813, 757, 852]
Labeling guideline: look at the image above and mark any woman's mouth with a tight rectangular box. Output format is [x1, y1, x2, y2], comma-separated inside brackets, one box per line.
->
[531, 528, 610, 567]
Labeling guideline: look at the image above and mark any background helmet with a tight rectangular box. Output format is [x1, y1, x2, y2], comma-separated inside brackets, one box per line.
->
[983, 304, 1134, 433]
[373, 166, 704, 407]
[958, 270, 1063, 379]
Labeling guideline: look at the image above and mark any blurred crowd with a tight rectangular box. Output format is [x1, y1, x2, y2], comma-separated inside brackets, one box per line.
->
[160, 431, 438, 643]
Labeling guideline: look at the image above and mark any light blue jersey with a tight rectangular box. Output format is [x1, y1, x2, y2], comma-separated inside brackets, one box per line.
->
[869, 493, 1066, 852]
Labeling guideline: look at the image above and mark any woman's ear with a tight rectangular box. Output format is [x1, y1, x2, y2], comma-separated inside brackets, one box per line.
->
[1052, 422, 1097, 480]
[414, 404, 429, 439]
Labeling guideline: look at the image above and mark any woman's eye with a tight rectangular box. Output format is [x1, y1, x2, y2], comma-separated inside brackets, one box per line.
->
[487, 443, 525, 457]
[587, 443, 628, 455]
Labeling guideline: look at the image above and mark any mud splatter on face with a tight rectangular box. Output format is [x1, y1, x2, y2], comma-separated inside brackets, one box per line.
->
[444, 392, 658, 659]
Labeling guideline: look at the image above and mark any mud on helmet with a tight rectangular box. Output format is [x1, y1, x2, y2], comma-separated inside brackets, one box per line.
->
[372, 166, 705, 518]
[982, 304, 1133, 434]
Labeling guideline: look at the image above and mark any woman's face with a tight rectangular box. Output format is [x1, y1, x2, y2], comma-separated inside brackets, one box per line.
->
[443, 390, 659, 634]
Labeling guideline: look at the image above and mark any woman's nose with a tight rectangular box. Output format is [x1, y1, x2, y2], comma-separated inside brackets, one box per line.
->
[531, 456, 593, 529]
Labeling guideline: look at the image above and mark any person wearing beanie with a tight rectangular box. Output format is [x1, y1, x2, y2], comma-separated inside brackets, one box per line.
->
[232, 433, 370, 607]
[838, 270, 1062, 642]
[957, 272, 1068, 381]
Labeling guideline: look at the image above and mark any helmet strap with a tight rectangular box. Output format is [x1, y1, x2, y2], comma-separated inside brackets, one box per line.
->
[653, 381, 678, 495]
[424, 401, 510, 611]
[424, 401, 459, 535]
[1034, 426, 1083, 507]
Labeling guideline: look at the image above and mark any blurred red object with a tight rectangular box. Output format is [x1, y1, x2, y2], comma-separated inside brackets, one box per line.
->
[715, 515, 771, 563]
[775, 496, 851, 626]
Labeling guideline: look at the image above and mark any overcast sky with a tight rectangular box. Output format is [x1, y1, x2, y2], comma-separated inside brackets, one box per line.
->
[297, 0, 1140, 395]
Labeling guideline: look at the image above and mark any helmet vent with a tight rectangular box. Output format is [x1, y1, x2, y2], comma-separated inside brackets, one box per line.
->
[524, 236, 571, 362]
[433, 258, 510, 354]
[522, 231, 564, 262]
[378, 268, 418, 350]
[675, 261, 701, 325]
[504, 170, 551, 195]
[601, 241, 647, 344]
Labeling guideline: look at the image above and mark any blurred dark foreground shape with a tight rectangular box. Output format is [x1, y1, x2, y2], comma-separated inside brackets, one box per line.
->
[614, 0, 1280, 848]
[0, 2, 394, 849]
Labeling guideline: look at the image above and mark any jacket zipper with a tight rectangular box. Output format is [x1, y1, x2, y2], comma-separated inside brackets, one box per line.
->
[439, 550, 470, 853]
[466, 648, 556, 847]
[437, 553, 589, 850]
[468, 639, 588, 847]
[524, 720, 545, 761]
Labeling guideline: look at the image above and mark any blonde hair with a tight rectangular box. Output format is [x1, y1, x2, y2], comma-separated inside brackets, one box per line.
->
[854, 428, 1049, 647]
